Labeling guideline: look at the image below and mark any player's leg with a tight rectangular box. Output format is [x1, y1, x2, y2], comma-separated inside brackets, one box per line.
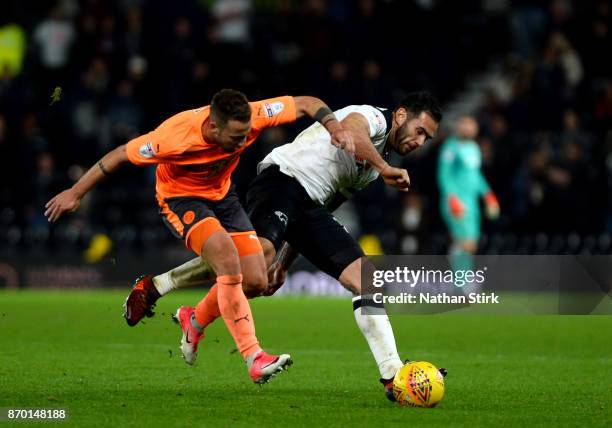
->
[124, 245, 270, 327]
[172, 216, 244, 365]
[227, 232, 268, 298]
[442, 202, 479, 275]
[152, 165, 294, 301]
[286, 207, 402, 399]
[338, 258, 403, 401]
[448, 204, 481, 285]
[173, 248, 267, 334]
[450, 238, 477, 271]
[161, 236, 273, 340]
[123, 257, 210, 326]
[154, 257, 212, 294]
[125, 167, 301, 326]
[124, 185, 273, 326]
[140, 195, 288, 381]
[123, 196, 219, 326]
[142, 164, 300, 299]
[187, 189, 291, 382]
[193, 223, 260, 357]
[157, 248, 267, 366]
[181, 218, 291, 382]
[245, 165, 308, 284]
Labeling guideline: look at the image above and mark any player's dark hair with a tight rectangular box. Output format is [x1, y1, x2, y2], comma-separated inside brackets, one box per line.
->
[211, 89, 251, 125]
[397, 91, 443, 123]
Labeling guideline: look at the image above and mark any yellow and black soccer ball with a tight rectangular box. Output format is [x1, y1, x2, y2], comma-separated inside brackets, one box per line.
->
[392, 361, 446, 407]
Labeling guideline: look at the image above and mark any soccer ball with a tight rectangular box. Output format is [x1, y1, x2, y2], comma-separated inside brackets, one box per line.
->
[392, 361, 445, 407]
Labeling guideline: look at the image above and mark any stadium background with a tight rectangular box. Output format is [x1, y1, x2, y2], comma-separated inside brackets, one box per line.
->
[1, 2, 611, 427]
[0, 0, 611, 285]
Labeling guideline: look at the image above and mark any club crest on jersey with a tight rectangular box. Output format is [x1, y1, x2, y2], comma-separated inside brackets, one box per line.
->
[264, 102, 284, 118]
[139, 142, 156, 158]
[274, 211, 288, 226]
[374, 109, 385, 125]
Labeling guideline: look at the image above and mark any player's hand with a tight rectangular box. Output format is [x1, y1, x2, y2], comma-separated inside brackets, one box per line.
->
[263, 261, 288, 296]
[44, 188, 82, 222]
[483, 191, 500, 220]
[381, 166, 410, 192]
[448, 195, 465, 218]
[330, 128, 355, 155]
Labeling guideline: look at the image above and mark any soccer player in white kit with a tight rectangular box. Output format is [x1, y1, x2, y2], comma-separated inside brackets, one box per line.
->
[124, 92, 443, 400]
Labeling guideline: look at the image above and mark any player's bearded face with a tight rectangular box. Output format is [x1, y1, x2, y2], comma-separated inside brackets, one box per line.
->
[215, 119, 252, 152]
[392, 111, 438, 155]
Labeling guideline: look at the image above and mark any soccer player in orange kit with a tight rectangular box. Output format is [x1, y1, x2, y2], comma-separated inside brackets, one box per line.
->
[44, 89, 354, 384]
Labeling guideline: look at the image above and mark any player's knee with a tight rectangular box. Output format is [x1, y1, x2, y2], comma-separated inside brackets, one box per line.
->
[201, 235, 241, 275]
[242, 269, 267, 298]
[339, 277, 360, 295]
[205, 253, 241, 276]
[339, 258, 362, 295]
[458, 240, 477, 253]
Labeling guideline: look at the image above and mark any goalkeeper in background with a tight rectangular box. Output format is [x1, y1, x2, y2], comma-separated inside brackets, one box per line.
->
[437, 116, 499, 274]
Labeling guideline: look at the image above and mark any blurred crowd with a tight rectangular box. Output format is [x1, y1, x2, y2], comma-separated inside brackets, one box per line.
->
[0, 0, 610, 256]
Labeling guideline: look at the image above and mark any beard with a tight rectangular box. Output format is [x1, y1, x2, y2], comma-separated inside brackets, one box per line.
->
[392, 121, 412, 154]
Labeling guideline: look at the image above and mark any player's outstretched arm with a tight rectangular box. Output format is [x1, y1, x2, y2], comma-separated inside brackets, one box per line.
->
[293, 96, 355, 154]
[342, 113, 410, 191]
[44, 145, 130, 222]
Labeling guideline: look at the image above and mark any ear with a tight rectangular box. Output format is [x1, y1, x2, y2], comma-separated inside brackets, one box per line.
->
[209, 119, 221, 135]
[394, 108, 408, 127]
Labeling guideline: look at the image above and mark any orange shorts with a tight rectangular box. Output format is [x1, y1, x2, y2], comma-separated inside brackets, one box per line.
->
[158, 187, 262, 256]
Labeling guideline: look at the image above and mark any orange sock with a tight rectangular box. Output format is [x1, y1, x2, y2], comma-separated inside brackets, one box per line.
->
[194, 282, 258, 330]
[194, 284, 221, 328]
[216, 274, 261, 358]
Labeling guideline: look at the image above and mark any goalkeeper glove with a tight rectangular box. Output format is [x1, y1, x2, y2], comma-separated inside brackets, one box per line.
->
[448, 195, 465, 218]
[483, 191, 500, 219]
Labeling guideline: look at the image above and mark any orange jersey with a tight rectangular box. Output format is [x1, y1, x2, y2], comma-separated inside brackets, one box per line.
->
[126, 96, 297, 201]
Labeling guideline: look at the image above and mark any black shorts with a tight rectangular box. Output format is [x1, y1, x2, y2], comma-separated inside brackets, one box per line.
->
[246, 165, 364, 279]
[159, 186, 255, 240]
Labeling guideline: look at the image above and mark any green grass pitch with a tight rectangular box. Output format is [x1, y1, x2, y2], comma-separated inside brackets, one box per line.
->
[1, 289, 610, 427]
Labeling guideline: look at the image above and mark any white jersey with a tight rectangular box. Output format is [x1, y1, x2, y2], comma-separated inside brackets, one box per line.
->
[258, 105, 391, 206]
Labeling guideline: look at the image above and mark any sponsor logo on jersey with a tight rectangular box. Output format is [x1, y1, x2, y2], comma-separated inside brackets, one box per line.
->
[179, 154, 238, 178]
[264, 102, 284, 118]
[139, 142, 156, 158]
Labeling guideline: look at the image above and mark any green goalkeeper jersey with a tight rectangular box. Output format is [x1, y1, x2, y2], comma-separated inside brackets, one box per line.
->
[437, 137, 490, 203]
[437, 137, 491, 240]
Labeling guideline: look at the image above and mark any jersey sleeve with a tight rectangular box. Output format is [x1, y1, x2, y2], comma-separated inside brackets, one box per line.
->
[477, 172, 491, 196]
[437, 139, 459, 196]
[353, 105, 388, 140]
[126, 132, 163, 165]
[476, 154, 491, 196]
[250, 96, 297, 131]
[125, 111, 193, 165]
